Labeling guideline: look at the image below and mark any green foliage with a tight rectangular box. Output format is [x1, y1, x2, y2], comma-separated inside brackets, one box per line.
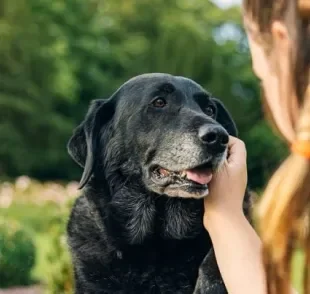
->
[0, 0, 288, 189]
[292, 250, 304, 294]
[0, 203, 60, 233]
[0, 178, 78, 290]
[42, 199, 75, 294]
[243, 120, 289, 188]
[0, 217, 36, 288]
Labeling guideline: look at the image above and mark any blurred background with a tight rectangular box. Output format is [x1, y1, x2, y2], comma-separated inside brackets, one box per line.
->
[0, 0, 300, 293]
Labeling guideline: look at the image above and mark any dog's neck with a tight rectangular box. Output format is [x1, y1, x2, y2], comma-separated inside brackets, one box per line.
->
[87, 174, 207, 248]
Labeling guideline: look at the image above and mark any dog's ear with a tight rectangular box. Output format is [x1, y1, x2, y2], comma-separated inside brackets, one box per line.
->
[212, 98, 238, 137]
[68, 97, 116, 189]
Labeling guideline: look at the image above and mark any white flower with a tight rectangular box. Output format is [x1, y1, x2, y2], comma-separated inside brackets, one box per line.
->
[15, 176, 31, 191]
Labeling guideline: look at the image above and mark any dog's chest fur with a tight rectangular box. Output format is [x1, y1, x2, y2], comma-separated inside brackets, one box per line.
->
[67, 185, 213, 293]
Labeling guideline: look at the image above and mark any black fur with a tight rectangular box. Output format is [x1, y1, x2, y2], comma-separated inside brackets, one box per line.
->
[67, 73, 252, 294]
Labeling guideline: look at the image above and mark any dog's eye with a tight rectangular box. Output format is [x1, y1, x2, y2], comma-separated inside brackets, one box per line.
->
[151, 97, 167, 108]
[205, 105, 215, 117]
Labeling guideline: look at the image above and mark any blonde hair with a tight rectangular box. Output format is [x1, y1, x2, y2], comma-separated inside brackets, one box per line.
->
[242, 1, 310, 293]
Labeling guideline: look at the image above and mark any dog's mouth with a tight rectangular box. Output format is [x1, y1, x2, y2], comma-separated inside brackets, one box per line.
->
[150, 161, 215, 198]
[152, 163, 213, 185]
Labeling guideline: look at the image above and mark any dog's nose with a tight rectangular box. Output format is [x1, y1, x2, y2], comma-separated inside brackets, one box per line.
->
[198, 125, 229, 148]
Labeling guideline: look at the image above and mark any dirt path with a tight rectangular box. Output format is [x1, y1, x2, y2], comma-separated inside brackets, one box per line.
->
[0, 286, 43, 294]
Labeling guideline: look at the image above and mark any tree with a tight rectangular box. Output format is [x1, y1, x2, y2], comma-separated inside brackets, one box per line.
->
[0, 0, 287, 190]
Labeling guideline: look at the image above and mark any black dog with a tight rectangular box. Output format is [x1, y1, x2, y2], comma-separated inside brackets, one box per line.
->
[67, 73, 252, 294]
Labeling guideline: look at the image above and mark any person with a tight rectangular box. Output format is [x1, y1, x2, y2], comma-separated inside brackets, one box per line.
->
[203, 0, 310, 293]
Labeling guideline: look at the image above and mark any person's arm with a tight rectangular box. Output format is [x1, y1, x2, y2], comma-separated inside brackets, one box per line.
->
[205, 209, 266, 294]
[203, 137, 297, 294]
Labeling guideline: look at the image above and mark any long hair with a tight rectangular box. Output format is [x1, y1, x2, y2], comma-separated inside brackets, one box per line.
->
[242, 1, 310, 293]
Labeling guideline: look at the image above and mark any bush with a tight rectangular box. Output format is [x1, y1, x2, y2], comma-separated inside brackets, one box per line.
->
[43, 198, 75, 294]
[0, 217, 36, 288]
[0, 203, 60, 233]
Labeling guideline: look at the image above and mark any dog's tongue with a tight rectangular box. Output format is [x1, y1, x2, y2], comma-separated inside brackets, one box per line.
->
[186, 168, 213, 185]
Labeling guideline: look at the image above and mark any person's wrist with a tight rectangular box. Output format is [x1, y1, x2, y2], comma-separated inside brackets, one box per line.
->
[203, 205, 246, 234]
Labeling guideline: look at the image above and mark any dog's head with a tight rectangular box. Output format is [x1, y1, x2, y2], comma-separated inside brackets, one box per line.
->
[68, 73, 237, 199]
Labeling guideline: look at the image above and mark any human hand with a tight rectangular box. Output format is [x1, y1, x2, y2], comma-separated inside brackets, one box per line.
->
[203, 136, 248, 231]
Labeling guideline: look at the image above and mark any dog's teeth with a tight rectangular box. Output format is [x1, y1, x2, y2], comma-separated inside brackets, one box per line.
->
[159, 168, 170, 177]
[180, 171, 187, 179]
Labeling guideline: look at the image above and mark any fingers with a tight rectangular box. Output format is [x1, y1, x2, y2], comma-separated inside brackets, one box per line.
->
[227, 136, 247, 165]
